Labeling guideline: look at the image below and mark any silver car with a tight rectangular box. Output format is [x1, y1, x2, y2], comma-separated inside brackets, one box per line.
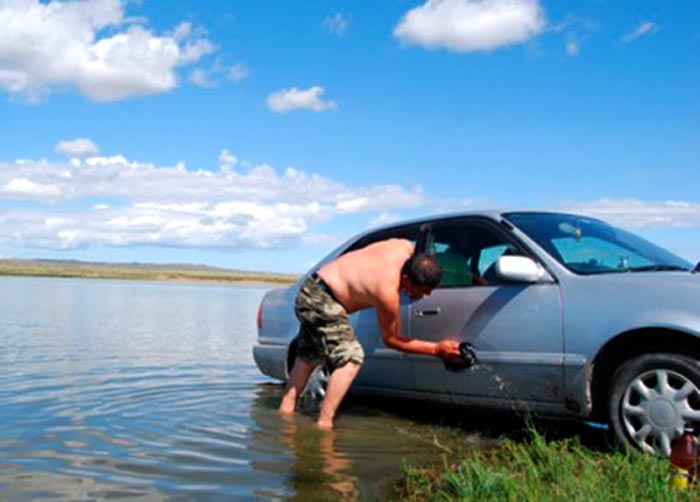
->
[253, 211, 700, 454]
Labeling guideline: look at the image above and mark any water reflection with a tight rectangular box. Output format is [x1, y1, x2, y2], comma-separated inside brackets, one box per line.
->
[282, 415, 358, 500]
[247, 382, 497, 501]
[250, 385, 359, 501]
[0, 470, 168, 501]
[2, 277, 534, 500]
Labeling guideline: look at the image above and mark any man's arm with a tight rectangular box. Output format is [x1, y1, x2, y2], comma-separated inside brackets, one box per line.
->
[376, 297, 460, 358]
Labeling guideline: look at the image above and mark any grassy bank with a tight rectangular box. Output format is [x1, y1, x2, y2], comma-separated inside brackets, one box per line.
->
[0, 259, 298, 285]
[395, 428, 698, 501]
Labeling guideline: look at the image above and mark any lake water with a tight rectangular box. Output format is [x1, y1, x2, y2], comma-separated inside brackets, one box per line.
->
[0, 276, 501, 501]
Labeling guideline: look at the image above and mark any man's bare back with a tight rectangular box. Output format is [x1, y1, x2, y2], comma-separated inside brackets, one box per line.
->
[278, 237, 461, 429]
[316, 238, 457, 359]
[316, 238, 413, 314]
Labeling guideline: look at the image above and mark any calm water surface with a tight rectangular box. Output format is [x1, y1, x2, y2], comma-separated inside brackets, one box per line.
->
[0, 276, 494, 501]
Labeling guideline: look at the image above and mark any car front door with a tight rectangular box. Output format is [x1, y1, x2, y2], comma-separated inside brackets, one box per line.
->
[408, 218, 565, 405]
[347, 224, 421, 392]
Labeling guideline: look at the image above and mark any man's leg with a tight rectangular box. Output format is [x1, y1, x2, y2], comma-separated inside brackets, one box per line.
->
[279, 358, 317, 415]
[317, 361, 361, 429]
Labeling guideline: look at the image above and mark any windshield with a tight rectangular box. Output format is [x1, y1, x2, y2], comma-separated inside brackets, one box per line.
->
[504, 212, 692, 275]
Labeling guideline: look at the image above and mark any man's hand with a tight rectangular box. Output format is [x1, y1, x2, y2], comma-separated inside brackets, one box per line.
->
[435, 339, 461, 360]
[437, 340, 478, 372]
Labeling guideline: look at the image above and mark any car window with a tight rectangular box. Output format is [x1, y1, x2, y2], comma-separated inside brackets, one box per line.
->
[504, 212, 692, 275]
[478, 244, 511, 275]
[430, 223, 519, 288]
[551, 235, 653, 273]
[343, 220, 523, 287]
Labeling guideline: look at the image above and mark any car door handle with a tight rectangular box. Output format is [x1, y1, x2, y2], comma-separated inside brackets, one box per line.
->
[414, 307, 441, 317]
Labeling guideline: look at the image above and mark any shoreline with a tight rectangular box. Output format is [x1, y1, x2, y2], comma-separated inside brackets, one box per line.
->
[0, 259, 299, 287]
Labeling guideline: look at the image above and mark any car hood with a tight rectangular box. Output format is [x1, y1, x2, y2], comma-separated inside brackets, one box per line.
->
[581, 271, 700, 292]
[563, 271, 700, 335]
[559, 271, 700, 360]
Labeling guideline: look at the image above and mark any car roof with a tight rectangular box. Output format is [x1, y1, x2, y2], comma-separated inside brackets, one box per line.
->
[352, 209, 602, 244]
[365, 209, 592, 233]
[370, 209, 504, 231]
[329, 209, 600, 260]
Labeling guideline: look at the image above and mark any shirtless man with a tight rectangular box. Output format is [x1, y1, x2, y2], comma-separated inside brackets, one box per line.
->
[278, 238, 462, 429]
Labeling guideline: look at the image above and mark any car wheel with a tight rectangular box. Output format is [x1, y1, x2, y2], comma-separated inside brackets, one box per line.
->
[608, 353, 700, 455]
[301, 364, 329, 405]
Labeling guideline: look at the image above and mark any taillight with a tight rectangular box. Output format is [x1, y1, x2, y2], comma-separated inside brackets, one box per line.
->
[257, 301, 263, 330]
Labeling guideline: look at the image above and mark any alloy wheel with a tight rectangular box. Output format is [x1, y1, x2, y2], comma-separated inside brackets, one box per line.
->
[621, 368, 700, 455]
[302, 364, 329, 404]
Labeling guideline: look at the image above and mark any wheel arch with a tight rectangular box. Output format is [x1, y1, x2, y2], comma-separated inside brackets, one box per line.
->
[589, 327, 700, 421]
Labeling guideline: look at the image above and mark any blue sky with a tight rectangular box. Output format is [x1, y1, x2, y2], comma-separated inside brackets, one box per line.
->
[0, 0, 697, 273]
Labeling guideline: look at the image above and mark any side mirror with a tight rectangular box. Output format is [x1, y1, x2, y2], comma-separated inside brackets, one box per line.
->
[495, 255, 547, 283]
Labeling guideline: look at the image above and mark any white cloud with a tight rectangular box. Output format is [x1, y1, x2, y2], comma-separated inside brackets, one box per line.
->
[2, 155, 698, 257]
[219, 149, 238, 169]
[3, 178, 61, 197]
[0, 0, 216, 102]
[189, 62, 249, 88]
[55, 138, 100, 157]
[369, 213, 402, 227]
[190, 68, 215, 88]
[548, 15, 596, 58]
[549, 15, 597, 35]
[0, 153, 425, 251]
[566, 37, 580, 56]
[394, 0, 546, 53]
[621, 22, 658, 44]
[267, 86, 337, 113]
[228, 63, 250, 82]
[565, 199, 700, 229]
[172, 22, 195, 42]
[336, 197, 370, 214]
[324, 13, 349, 36]
[179, 38, 217, 64]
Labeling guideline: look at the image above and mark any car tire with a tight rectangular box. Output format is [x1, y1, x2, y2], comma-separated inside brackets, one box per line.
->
[608, 353, 700, 455]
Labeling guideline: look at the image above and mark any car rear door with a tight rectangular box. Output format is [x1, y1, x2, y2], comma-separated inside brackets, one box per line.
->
[408, 218, 565, 404]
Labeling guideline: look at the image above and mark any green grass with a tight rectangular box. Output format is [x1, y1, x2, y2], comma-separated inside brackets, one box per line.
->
[0, 259, 298, 285]
[395, 428, 700, 501]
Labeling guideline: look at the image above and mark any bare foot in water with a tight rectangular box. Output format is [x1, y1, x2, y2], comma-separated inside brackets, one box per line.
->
[278, 405, 295, 415]
[316, 418, 334, 430]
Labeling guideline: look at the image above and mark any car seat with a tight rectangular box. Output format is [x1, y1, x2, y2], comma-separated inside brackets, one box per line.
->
[436, 252, 472, 287]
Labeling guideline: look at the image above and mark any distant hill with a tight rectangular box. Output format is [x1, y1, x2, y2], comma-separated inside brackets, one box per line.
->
[0, 259, 299, 285]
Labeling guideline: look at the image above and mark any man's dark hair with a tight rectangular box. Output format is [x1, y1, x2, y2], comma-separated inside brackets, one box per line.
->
[401, 253, 443, 288]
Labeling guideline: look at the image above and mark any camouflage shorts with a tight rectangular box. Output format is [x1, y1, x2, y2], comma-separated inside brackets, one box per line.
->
[294, 274, 364, 371]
